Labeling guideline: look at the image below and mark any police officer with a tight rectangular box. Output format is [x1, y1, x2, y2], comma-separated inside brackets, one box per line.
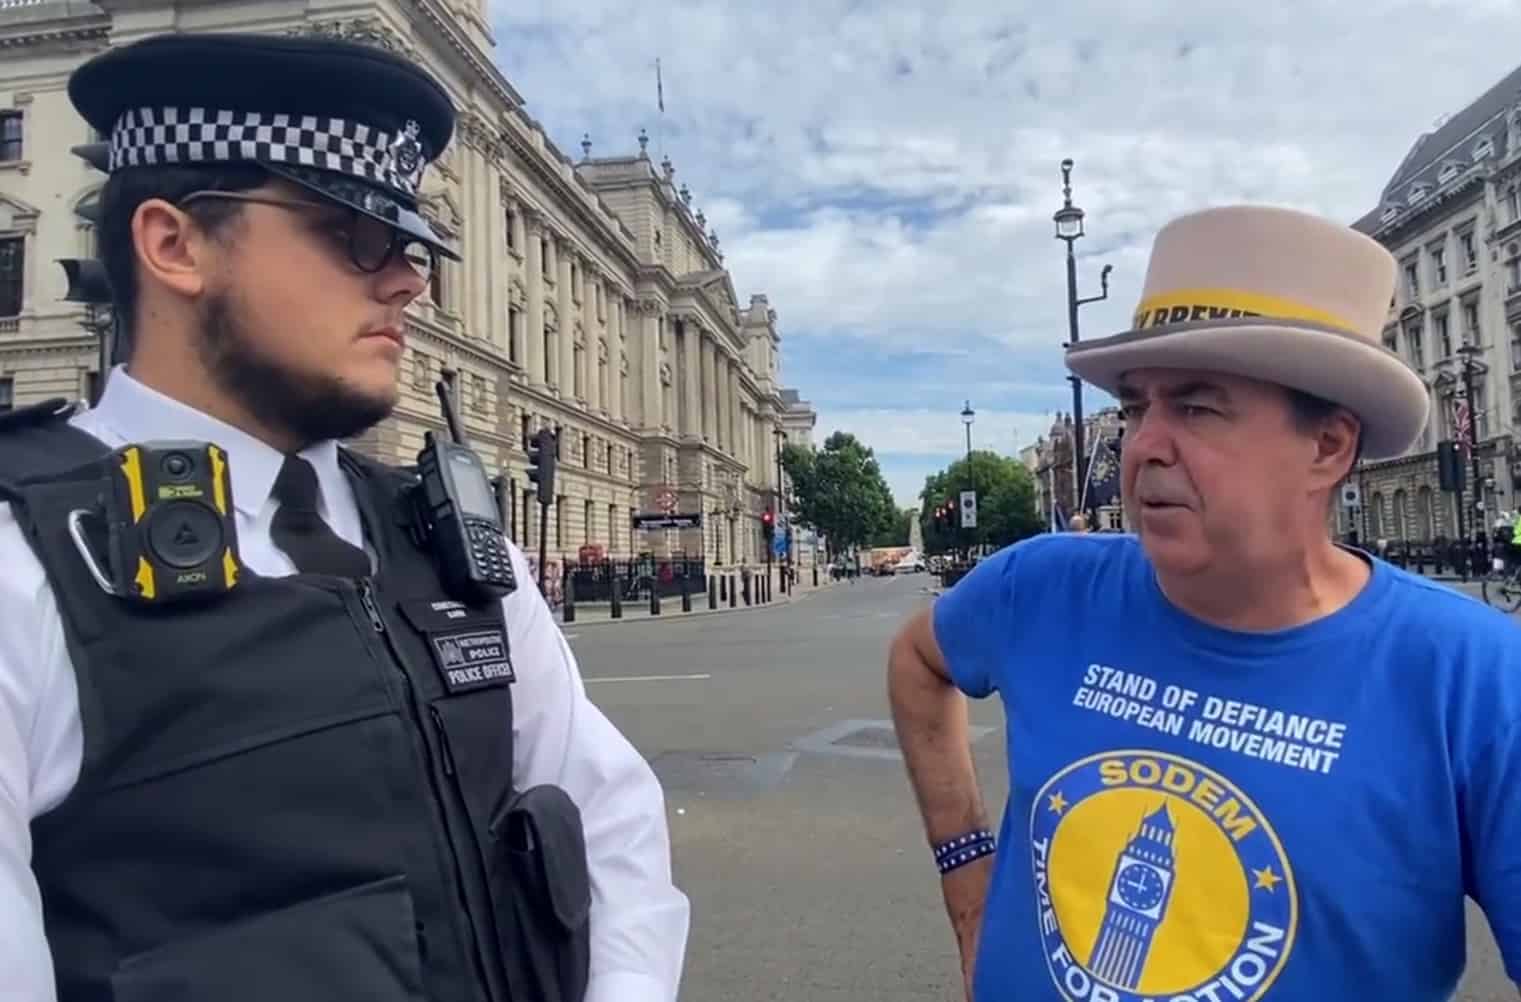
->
[0, 32, 688, 1002]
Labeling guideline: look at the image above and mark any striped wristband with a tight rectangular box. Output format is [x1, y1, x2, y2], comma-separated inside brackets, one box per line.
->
[934, 829, 996, 874]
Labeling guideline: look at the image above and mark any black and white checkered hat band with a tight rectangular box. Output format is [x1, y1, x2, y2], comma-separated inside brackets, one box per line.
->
[108, 107, 427, 199]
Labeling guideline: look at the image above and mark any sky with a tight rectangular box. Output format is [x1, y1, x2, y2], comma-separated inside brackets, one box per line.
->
[486, 0, 1521, 507]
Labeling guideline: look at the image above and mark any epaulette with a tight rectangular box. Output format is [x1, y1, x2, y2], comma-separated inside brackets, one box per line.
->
[0, 397, 78, 435]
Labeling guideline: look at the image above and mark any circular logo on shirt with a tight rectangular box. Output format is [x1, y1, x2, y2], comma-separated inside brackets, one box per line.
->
[1029, 750, 1298, 1001]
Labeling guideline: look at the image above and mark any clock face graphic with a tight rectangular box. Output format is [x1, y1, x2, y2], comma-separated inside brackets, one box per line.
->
[1115, 861, 1166, 912]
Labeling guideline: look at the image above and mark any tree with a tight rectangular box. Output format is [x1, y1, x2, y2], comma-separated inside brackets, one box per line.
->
[869, 507, 915, 548]
[782, 432, 897, 559]
[919, 450, 1042, 555]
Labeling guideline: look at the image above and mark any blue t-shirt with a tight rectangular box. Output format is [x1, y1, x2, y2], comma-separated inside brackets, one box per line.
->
[933, 533, 1521, 1001]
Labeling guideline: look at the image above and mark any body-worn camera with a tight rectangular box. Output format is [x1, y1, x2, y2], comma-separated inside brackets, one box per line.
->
[69, 441, 243, 604]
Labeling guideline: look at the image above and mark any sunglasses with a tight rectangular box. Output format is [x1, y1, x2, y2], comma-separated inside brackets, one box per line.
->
[177, 189, 436, 281]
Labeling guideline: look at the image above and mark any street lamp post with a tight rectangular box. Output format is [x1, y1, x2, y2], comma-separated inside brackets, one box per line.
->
[961, 400, 975, 457]
[773, 428, 789, 594]
[1054, 158, 1113, 519]
[1458, 342, 1487, 564]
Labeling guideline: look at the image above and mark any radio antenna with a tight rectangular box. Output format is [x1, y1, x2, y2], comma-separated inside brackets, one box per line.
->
[435, 378, 466, 445]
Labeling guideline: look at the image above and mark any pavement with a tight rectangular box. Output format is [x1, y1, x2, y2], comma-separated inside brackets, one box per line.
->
[572, 572, 1517, 1001]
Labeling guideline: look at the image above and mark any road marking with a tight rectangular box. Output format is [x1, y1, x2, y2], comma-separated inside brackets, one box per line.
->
[586, 673, 713, 684]
[563, 633, 580, 640]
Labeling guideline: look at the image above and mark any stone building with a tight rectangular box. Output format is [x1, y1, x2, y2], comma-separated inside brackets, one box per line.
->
[0, 0, 814, 570]
[1348, 62, 1521, 545]
[1027, 406, 1127, 532]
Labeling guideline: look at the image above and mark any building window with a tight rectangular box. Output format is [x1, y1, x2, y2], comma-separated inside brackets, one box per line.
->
[1509, 187, 1521, 224]
[471, 374, 488, 412]
[429, 261, 444, 308]
[1403, 261, 1420, 299]
[609, 504, 618, 553]
[1403, 319, 1424, 368]
[607, 442, 615, 472]
[573, 344, 584, 398]
[504, 208, 517, 252]
[582, 432, 591, 467]
[1435, 312, 1452, 359]
[1461, 232, 1478, 272]
[0, 237, 21, 317]
[0, 376, 11, 413]
[1431, 246, 1447, 286]
[1474, 386, 1489, 440]
[1462, 300, 1480, 345]
[1508, 254, 1521, 293]
[541, 238, 551, 278]
[543, 326, 555, 383]
[508, 306, 522, 364]
[0, 112, 21, 162]
[520, 413, 532, 447]
[584, 499, 594, 545]
[1511, 321, 1521, 372]
[555, 496, 564, 547]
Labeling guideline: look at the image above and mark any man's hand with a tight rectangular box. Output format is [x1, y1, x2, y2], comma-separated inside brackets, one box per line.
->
[947, 859, 991, 1000]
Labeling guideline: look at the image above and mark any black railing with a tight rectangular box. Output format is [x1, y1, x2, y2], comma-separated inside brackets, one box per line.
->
[568, 556, 707, 601]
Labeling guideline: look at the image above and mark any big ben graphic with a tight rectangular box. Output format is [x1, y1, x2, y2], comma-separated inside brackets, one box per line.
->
[1091, 804, 1177, 988]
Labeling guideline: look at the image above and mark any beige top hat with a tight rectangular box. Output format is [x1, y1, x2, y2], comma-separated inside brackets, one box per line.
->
[1064, 205, 1430, 459]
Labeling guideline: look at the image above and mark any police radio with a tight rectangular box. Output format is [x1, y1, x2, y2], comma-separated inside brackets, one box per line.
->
[410, 379, 517, 605]
[68, 441, 243, 605]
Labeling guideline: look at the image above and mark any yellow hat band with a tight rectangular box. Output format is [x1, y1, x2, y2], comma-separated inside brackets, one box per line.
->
[1131, 287, 1355, 334]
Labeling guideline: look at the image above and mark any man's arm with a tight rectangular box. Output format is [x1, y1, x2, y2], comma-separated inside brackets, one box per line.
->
[503, 545, 690, 1002]
[0, 501, 82, 1002]
[888, 606, 993, 994]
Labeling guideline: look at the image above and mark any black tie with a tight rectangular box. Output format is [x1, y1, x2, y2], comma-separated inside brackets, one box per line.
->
[270, 455, 370, 577]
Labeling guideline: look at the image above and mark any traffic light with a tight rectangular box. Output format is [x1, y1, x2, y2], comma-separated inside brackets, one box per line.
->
[59, 141, 114, 401]
[1437, 440, 1464, 493]
[526, 427, 557, 505]
[761, 509, 775, 541]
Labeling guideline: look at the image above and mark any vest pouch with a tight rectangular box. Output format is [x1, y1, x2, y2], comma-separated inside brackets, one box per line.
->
[492, 784, 592, 1002]
[108, 874, 425, 1002]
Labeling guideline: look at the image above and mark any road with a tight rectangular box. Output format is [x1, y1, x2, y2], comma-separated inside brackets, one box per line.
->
[567, 572, 1516, 1001]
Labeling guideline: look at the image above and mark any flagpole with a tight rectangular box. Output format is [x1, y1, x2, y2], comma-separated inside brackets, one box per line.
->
[655, 57, 665, 159]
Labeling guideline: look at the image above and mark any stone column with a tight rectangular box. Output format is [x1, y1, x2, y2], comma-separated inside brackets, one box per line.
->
[729, 362, 741, 456]
[701, 338, 717, 444]
[557, 242, 575, 398]
[640, 301, 661, 430]
[610, 297, 624, 424]
[525, 215, 546, 389]
[682, 323, 701, 439]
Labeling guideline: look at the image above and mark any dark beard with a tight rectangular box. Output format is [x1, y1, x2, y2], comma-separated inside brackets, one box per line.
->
[196, 290, 396, 448]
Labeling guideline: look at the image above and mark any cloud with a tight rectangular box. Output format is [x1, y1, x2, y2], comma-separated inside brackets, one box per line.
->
[485, 0, 1521, 501]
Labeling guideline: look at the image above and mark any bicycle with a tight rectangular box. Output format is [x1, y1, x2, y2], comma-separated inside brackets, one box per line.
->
[1481, 557, 1521, 614]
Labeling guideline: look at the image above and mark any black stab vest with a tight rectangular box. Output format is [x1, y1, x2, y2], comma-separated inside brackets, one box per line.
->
[0, 403, 587, 1002]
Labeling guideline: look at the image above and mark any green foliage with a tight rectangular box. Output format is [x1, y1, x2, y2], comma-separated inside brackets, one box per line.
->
[782, 432, 897, 557]
[869, 507, 916, 548]
[918, 450, 1042, 555]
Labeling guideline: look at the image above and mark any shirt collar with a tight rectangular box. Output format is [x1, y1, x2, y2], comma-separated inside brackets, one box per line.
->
[78, 366, 345, 520]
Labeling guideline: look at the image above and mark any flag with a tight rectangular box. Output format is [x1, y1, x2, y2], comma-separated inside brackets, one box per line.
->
[1085, 437, 1123, 510]
[656, 58, 665, 113]
[1454, 398, 1472, 452]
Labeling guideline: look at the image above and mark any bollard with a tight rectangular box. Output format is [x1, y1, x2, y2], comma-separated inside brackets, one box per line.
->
[730, 574, 737, 608]
[650, 585, 661, 616]
[742, 575, 750, 606]
[813, 563, 819, 588]
[562, 568, 576, 624]
[610, 575, 623, 620]
[681, 576, 692, 613]
[709, 577, 718, 610]
[720, 576, 728, 603]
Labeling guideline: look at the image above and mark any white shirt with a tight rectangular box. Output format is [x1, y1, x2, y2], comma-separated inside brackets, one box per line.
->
[0, 368, 689, 1002]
